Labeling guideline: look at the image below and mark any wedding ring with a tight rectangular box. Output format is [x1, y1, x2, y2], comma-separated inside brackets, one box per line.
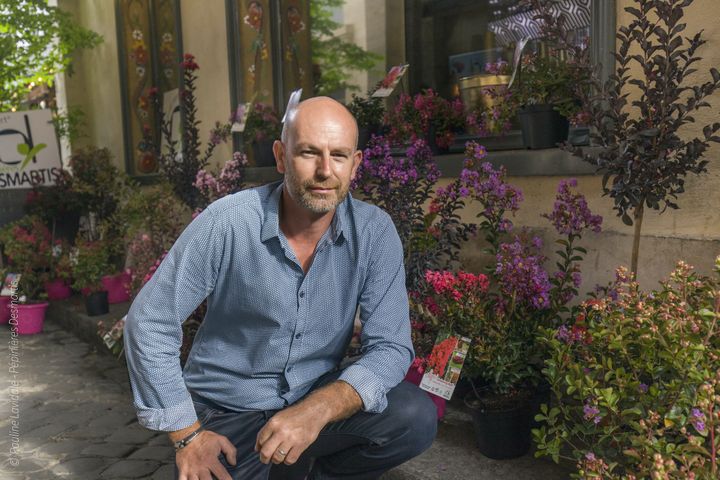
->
[277, 448, 287, 456]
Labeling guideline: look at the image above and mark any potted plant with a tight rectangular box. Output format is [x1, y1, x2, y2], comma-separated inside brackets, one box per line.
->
[45, 239, 73, 300]
[0, 266, 11, 325]
[412, 144, 600, 459]
[0, 216, 53, 334]
[347, 93, 385, 150]
[385, 89, 465, 154]
[71, 238, 113, 316]
[459, 59, 513, 115]
[24, 168, 84, 244]
[513, 52, 582, 149]
[243, 102, 282, 167]
[534, 260, 720, 478]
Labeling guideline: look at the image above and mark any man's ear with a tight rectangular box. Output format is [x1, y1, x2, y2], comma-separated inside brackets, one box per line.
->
[273, 140, 285, 174]
[350, 149, 362, 181]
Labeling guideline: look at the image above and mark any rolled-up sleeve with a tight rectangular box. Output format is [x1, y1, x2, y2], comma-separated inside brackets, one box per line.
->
[124, 207, 224, 431]
[339, 214, 413, 413]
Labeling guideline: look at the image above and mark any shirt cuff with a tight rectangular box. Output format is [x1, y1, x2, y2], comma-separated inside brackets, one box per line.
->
[339, 363, 387, 413]
[134, 395, 198, 431]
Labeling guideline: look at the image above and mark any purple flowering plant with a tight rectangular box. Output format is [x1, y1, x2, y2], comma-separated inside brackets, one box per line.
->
[243, 103, 282, 144]
[534, 260, 720, 478]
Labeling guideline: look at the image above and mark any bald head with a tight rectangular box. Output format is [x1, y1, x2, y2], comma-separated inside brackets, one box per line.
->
[281, 96, 359, 149]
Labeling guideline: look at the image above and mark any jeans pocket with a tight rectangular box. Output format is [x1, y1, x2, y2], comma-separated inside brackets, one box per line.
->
[192, 400, 217, 426]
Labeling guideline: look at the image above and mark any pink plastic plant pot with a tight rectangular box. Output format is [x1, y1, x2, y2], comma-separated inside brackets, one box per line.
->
[101, 273, 131, 304]
[405, 365, 447, 420]
[45, 279, 72, 301]
[15, 302, 49, 335]
[0, 296, 10, 325]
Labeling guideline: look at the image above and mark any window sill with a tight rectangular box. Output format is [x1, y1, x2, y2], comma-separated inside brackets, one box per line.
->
[436, 148, 599, 178]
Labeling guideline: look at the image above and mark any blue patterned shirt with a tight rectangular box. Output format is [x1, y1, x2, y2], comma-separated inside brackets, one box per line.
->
[124, 181, 413, 431]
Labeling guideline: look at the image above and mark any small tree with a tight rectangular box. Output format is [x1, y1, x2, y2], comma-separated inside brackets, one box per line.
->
[0, 0, 102, 110]
[310, 0, 383, 96]
[532, 0, 720, 274]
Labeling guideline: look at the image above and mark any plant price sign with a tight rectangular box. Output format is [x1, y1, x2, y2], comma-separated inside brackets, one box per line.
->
[0, 109, 62, 190]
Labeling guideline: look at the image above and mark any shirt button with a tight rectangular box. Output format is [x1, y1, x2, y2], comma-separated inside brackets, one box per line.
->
[299, 291, 305, 298]
[295, 333, 302, 339]
[286, 366, 293, 373]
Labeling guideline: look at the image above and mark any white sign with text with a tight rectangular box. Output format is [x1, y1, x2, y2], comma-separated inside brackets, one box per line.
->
[0, 109, 62, 190]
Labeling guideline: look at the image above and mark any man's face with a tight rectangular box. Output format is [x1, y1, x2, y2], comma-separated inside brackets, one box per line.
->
[275, 101, 361, 214]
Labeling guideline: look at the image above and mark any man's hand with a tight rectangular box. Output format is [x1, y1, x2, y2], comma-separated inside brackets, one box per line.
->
[255, 380, 363, 466]
[174, 428, 237, 480]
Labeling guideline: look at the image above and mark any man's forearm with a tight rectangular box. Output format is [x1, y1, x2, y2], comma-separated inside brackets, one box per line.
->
[296, 380, 363, 426]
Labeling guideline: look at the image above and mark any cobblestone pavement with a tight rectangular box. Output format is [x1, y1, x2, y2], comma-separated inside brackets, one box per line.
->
[0, 321, 175, 480]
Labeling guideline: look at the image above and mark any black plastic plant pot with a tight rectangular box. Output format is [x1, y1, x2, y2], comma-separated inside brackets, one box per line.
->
[466, 393, 533, 459]
[85, 290, 109, 317]
[517, 104, 570, 149]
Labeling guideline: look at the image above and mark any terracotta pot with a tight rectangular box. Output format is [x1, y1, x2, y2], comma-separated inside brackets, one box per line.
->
[45, 279, 72, 301]
[16, 302, 49, 335]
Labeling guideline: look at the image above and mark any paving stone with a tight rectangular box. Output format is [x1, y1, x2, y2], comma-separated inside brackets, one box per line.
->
[128, 445, 174, 461]
[50, 457, 111, 477]
[99, 459, 161, 478]
[147, 435, 171, 447]
[22, 423, 71, 440]
[31, 439, 86, 458]
[87, 413, 137, 429]
[105, 424, 156, 445]
[80, 443, 136, 458]
[0, 456, 46, 474]
[148, 463, 175, 480]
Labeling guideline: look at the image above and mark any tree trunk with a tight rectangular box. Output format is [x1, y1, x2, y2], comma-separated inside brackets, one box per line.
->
[631, 202, 645, 277]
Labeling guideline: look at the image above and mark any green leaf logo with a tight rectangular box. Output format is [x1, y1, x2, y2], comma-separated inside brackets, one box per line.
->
[17, 143, 47, 170]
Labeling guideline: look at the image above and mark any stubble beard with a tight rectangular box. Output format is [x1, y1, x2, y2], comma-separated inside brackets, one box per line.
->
[286, 170, 349, 214]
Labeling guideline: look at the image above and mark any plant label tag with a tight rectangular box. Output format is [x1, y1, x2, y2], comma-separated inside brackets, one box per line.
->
[372, 64, 409, 98]
[1, 273, 21, 296]
[102, 331, 117, 350]
[419, 331, 471, 400]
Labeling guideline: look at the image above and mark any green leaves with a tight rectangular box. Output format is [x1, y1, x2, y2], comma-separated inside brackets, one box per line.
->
[0, 0, 102, 110]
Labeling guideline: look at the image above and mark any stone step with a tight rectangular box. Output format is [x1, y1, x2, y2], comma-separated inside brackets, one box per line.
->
[382, 399, 572, 480]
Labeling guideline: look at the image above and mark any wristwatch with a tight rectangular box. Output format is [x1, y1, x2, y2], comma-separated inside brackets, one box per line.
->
[173, 427, 205, 451]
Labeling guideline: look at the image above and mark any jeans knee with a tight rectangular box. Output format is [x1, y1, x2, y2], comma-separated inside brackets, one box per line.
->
[387, 382, 438, 455]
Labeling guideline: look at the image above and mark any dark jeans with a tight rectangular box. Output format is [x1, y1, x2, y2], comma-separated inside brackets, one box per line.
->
[177, 372, 437, 480]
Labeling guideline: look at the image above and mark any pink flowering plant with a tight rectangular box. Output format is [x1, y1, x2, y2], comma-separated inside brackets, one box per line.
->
[534, 260, 720, 479]
[384, 89, 465, 149]
[193, 152, 249, 213]
[243, 103, 282, 144]
[0, 215, 53, 301]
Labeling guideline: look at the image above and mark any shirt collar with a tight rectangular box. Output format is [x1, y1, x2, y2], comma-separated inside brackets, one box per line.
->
[261, 181, 347, 244]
